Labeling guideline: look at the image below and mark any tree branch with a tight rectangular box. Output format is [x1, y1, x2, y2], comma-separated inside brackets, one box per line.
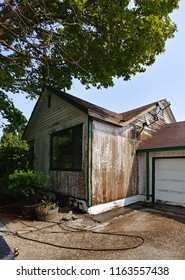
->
[0, 39, 82, 64]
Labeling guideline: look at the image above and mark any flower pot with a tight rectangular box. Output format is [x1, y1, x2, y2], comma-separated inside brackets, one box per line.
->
[35, 207, 59, 222]
[21, 202, 43, 218]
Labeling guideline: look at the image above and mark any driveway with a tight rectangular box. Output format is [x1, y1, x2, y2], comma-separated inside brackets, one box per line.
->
[0, 202, 185, 259]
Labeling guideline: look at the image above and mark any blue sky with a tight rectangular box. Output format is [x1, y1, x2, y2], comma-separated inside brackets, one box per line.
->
[7, 0, 185, 123]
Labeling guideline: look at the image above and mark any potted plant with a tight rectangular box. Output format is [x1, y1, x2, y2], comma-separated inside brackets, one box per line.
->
[8, 169, 49, 217]
[35, 196, 59, 222]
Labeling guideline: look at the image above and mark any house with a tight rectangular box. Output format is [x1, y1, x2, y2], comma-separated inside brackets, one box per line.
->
[138, 121, 185, 207]
[23, 86, 176, 214]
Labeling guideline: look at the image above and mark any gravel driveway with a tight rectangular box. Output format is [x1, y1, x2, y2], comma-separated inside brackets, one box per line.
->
[1, 203, 185, 260]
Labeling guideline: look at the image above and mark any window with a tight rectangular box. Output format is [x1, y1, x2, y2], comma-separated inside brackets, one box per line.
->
[50, 124, 83, 171]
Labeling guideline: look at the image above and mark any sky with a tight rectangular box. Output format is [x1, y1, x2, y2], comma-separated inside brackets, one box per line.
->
[6, 0, 185, 125]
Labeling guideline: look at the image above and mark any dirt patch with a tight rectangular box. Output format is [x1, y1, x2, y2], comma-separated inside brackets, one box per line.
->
[1, 205, 185, 260]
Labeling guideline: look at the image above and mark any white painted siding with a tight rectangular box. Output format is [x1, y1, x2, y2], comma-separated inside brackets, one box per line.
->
[25, 93, 88, 138]
[24, 91, 89, 200]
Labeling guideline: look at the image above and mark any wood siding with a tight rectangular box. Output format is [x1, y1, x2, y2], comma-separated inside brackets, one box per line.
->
[25, 91, 88, 200]
[91, 121, 139, 205]
[131, 109, 167, 142]
[24, 90, 174, 207]
[91, 108, 170, 206]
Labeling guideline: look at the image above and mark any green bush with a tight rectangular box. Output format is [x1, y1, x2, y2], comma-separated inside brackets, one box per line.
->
[8, 170, 49, 198]
[0, 132, 34, 190]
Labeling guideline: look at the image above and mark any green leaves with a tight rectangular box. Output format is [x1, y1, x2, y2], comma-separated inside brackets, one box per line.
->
[0, 132, 32, 181]
[0, 0, 180, 96]
[8, 169, 49, 198]
[0, 90, 27, 134]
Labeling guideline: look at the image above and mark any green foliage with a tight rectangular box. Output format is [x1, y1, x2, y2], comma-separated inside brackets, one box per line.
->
[0, 0, 179, 97]
[0, 132, 33, 179]
[0, 90, 27, 133]
[8, 169, 49, 198]
[37, 196, 58, 211]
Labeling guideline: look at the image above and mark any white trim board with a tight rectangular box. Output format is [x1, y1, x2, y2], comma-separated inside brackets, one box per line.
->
[88, 195, 146, 215]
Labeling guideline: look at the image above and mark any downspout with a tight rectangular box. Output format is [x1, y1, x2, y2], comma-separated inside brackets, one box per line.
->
[87, 117, 92, 207]
[146, 151, 150, 201]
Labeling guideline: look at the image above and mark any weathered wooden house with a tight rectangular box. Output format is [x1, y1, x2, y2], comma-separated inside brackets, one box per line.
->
[23, 86, 176, 214]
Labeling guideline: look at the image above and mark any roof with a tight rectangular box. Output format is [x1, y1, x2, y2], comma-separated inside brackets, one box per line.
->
[138, 121, 185, 151]
[46, 87, 160, 123]
[121, 101, 158, 121]
[23, 86, 174, 139]
[48, 87, 123, 121]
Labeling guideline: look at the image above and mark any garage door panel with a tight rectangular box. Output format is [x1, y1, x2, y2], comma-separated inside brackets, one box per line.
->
[156, 179, 183, 192]
[156, 159, 184, 171]
[155, 158, 185, 207]
[156, 170, 183, 181]
[156, 190, 182, 204]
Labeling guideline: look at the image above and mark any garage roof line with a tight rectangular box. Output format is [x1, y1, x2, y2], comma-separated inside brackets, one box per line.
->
[138, 121, 185, 151]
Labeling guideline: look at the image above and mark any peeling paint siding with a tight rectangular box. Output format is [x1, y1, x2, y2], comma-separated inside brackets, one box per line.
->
[132, 111, 167, 142]
[25, 92, 88, 199]
[91, 121, 139, 205]
[50, 170, 87, 199]
[138, 152, 146, 195]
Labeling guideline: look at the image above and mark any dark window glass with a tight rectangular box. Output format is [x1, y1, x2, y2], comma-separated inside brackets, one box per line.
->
[50, 124, 83, 171]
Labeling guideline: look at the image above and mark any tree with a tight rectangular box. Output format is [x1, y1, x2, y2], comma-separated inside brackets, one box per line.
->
[0, 0, 179, 98]
[0, 131, 34, 191]
[0, 89, 27, 133]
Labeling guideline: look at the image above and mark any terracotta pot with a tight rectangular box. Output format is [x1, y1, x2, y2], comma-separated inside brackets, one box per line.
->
[35, 207, 59, 222]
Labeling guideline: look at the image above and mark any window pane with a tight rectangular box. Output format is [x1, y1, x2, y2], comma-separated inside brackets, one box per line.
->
[73, 125, 82, 169]
[51, 124, 83, 171]
[58, 129, 72, 169]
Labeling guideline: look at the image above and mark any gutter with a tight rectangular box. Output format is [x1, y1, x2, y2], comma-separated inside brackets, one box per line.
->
[137, 146, 185, 153]
[87, 117, 92, 207]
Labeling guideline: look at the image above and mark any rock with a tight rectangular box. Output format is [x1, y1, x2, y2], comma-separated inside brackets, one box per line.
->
[61, 211, 73, 221]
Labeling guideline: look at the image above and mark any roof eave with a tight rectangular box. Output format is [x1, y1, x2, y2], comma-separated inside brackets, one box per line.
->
[88, 110, 123, 126]
[121, 104, 157, 125]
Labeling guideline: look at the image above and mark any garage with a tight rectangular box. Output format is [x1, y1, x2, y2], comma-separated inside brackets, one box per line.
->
[155, 158, 185, 206]
[137, 121, 185, 207]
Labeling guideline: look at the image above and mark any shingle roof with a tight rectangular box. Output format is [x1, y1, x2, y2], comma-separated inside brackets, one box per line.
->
[48, 86, 123, 120]
[47, 86, 159, 123]
[138, 121, 185, 150]
[121, 101, 158, 121]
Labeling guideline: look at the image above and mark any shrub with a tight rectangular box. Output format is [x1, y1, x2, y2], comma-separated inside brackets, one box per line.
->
[8, 170, 49, 198]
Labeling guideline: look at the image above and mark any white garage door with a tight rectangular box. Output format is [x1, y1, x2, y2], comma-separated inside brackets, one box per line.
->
[155, 158, 185, 206]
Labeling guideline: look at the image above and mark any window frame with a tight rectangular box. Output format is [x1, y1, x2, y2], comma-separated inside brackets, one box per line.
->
[50, 124, 83, 171]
